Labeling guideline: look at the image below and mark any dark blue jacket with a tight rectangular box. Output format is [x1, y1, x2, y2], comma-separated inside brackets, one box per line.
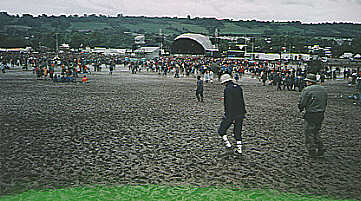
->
[224, 82, 247, 118]
[196, 80, 203, 92]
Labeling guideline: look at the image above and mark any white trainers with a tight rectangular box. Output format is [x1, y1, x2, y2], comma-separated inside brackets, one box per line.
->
[224, 140, 232, 148]
[222, 135, 232, 148]
[235, 141, 242, 154]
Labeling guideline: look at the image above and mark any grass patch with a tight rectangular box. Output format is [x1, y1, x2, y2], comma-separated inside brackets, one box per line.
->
[0, 185, 354, 201]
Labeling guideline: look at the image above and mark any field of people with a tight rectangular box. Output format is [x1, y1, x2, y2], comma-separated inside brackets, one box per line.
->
[0, 67, 360, 200]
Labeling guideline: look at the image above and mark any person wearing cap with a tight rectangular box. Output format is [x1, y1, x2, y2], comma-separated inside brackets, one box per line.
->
[298, 74, 328, 157]
[218, 73, 247, 154]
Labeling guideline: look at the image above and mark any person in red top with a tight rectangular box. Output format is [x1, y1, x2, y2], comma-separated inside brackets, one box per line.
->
[82, 75, 88, 83]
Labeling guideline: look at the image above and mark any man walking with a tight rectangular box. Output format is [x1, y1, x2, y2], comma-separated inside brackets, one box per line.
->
[260, 71, 267, 86]
[275, 72, 282, 91]
[218, 74, 247, 154]
[109, 62, 115, 75]
[356, 76, 361, 104]
[298, 74, 328, 157]
[195, 75, 204, 102]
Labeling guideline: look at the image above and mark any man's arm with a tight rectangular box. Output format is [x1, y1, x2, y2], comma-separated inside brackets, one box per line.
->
[239, 88, 247, 114]
[224, 88, 231, 117]
[298, 89, 309, 112]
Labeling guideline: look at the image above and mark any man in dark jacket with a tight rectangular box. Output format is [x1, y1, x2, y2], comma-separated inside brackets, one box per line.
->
[261, 71, 267, 86]
[298, 75, 306, 92]
[196, 75, 204, 102]
[274, 72, 282, 91]
[298, 74, 328, 157]
[218, 74, 247, 154]
[283, 74, 291, 90]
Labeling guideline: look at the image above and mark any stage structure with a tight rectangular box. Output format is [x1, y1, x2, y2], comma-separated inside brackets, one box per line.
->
[171, 33, 218, 56]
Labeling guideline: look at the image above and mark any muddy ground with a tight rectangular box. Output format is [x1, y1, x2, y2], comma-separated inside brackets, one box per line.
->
[0, 68, 360, 200]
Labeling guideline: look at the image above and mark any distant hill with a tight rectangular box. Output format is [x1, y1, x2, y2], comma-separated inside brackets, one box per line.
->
[1, 12, 361, 37]
[0, 12, 361, 56]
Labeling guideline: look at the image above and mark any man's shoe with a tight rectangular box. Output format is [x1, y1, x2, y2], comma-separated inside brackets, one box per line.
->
[235, 148, 242, 154]
[224, 140, 232, 148]
[235, 141, 242, 154]
[222, 135, 232, 148]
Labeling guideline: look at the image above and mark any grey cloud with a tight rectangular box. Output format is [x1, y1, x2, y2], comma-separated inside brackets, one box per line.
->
[281, 0, 315, 7]
[350, 0, 361, 3]
[74, 0, 121, 10]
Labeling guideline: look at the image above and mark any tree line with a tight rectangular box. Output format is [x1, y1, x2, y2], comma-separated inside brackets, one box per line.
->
[0, 12, 360, 57]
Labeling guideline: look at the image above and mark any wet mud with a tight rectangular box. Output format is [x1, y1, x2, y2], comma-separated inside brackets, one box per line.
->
[0, 69, 360, 200]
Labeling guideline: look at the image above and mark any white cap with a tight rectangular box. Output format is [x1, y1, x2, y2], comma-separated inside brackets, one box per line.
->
[220, 74, 234, 84]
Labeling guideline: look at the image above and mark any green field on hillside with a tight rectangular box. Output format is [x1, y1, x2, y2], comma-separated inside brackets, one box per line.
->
[70, 22, 112, 31]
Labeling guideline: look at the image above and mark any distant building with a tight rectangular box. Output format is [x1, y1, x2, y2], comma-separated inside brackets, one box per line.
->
[0, 47, 32, 53]
[78, 47, 127, 56]
[59, 44, 70, 52]
[354, 54, 361, 59]
[91, 47, 107, 54]
[134, 47, 160, 59]
[340, 52, 353, 59]
[225, 44, 247, 58]
[243, 52, 311, 61]
[134, 35, 145, 44]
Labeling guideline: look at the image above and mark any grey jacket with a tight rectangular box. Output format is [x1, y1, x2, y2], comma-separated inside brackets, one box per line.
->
[356, 78, 361, 92]
[298, 84, 328, 113]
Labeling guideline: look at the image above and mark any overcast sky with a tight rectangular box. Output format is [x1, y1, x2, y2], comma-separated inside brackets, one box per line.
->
[1, 0, 361, 23]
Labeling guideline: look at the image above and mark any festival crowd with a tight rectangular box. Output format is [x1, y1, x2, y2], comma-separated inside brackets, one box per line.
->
[1, 51, 361, 100]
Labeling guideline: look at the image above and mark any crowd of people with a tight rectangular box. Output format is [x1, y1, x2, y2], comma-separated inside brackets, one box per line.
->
[0, 51, 124, 82]
[124, 56, 361, 108]
[1, 51, 361, 98]
[125, 56, 345, 92]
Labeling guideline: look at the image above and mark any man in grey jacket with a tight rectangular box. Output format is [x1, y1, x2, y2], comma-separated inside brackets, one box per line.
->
[298, 74, 328, 157]
[356, 76, 361, 104]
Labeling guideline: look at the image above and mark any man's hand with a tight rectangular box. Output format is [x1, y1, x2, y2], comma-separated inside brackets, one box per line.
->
[298, 104, 303, 112]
